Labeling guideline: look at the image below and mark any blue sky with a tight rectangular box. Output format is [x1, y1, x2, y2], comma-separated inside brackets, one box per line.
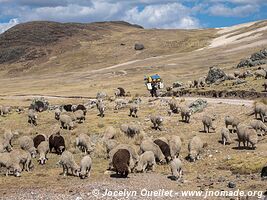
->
[0, 0, 267, 33]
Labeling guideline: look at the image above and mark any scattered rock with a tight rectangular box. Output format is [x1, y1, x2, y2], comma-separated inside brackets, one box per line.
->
[172, 81, 184, 88]
[205, 66, 228, 84]
[134, 43, 144, 50]
[188, 99, 208, 113]
[228, 181, 236, 188]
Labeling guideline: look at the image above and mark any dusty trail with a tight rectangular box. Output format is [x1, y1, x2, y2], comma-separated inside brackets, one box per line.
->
[0, 94, 255, 107]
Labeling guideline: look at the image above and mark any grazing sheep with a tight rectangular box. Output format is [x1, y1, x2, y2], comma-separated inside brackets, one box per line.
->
[33, 134, 46, 148]
[104, 139, 119, 156]
[150, 115, 164, 131]
[58, 151, 79, 177]
[75, 104, 87, 115]
[236, 124, 258, 149]
[114, 99, 128, 110]
[19, 136, 37, 158]
[254, 103, 267, 121]
[169, 135, 182, 159]
[96, 99, 105, 117]
[140, 139, 166, 164]
[261, 166, 267, 179]
[180, 106, 192, 123]
[202, 115, 216, 133]
[49, 134, 65, 154]
[79, 155, 92, 179]
[225, 115, 240, 130]
[0, 152, 22, 177]
[103, 126, 117, 140]
[112, 149, 130, 178]
[63, 104, 73, 112]
[188, 136, 204, 162]
[154, 139, 171, 163]
[59, 114, 74, 130]
[3, 130, 18, 144]
[10, 149, 33, 172]
[37, 141, 49, 165]
[54, 108, 61, 120]
[115, 87, 126, 97]
[169, 98, 179, 114]
[28, 109, 37, 126]
[109, 144, 138, 171]
[263, 80, 267, 92]
[170, 158, 183, 180]
[129, 104, 139, 118]
[135, 151, 156, 173]
[126, 123, 141, 138]
[254, 69, 266, 79]
[0, 106, 11, 116]
[221, 127, 232, 145]
[0, 139, 12, 153]
[249, 119, 267, 136]
[75, 133, 95, 154]
[74, 110, 85, 123]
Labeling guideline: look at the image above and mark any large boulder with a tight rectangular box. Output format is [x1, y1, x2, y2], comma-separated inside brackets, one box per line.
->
[205, 66, 228, 84]
[189, 99, 208, 113]
[134, 43, 144, 50]
[237, 49, 267, 68]
[30, 97, 49, 112]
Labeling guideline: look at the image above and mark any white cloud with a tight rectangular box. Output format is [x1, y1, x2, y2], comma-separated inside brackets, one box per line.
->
[0, 18, 19, 33]
[208, 3, 259, 17]
[124, 3, 200, 29]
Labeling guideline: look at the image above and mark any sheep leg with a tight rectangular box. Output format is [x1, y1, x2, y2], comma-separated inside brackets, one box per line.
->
[204, 125, 207, 133]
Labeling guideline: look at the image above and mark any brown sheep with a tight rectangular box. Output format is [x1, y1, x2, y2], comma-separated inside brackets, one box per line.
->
[154, 139, 171, 163]
[112, 149, 130, 178]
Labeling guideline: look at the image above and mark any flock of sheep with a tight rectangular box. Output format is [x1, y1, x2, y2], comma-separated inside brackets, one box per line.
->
[0, 89, 267, 181]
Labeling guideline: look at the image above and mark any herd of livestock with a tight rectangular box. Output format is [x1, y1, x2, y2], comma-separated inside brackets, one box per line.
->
[0, 90, 267, 180]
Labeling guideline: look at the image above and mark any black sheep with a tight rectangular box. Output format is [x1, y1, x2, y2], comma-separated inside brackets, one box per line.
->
[63, 104, 72, 112]
[261, 166, 267, 179]
[112, 149, 130, 178]
[76, 104, 87, 115]
[154, 139, 171, 163]
[49, 134, 65, 154]
[33, 134, 46, 148]
[117, 87, 126, 97]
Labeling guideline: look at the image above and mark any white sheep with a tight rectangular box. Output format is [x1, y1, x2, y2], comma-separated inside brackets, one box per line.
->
[249, 119, 267, 136]
[58, 151, 79, 177]
[19, 136, 37, 158]
[140, 139, 166, 164]
[221, 127, 232, 145]
[10, 149, 33, 172]
[79, 155, 92, 179]
[0, 152, 22, 177]
[170, 158, 183, 181]
[135, 151, 156, 173]
[37, 141, 49, 165]
[168, 135, 182, 159]
[188, 136, 204, 162]
[76, 133, 95, 154]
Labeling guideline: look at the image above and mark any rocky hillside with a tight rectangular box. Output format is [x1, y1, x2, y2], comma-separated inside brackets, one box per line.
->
[0, 20, 215, 75]
[0, 21, 143, 64]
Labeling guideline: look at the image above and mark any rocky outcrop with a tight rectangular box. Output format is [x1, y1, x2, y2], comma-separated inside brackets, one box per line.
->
[237, 49, 267, 68]
[205, 66, 228, 84]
